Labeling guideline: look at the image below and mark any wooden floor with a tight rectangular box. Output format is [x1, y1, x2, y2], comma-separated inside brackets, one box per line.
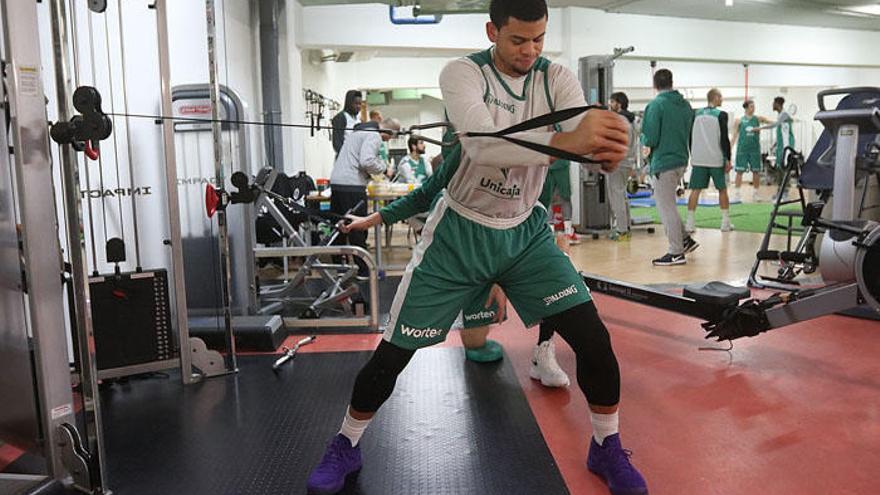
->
[376, 185, 799, 287]
[380, 226, 775, 285]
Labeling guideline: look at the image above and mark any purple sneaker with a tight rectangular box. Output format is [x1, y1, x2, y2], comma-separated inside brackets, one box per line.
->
[586, 433, 648, 495]
[307, 434, 363, 494]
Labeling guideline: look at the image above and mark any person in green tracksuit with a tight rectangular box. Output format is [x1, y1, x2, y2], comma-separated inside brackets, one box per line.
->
[641, 68, 698, 266]
[539, 158, 579, 246]
[731, 99, 772, 196]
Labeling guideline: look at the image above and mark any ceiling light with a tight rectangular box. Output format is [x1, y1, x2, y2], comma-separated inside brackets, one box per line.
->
[843, 3, 880, 16]
[725, 0, 733, 6]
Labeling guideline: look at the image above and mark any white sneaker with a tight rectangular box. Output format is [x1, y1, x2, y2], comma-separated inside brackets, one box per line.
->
[721, 222, 734, 232]
[529, 340, 570, 388]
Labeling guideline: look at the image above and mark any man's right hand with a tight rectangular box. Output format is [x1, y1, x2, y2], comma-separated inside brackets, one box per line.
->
[340, 212, 382, 233]
[551, 109, 630, 164]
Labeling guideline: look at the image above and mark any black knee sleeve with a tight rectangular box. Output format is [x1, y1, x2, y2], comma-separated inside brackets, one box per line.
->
[350, 340, 415, 413]
[546, 301, 621, 407]
[537, 321, 554, 344]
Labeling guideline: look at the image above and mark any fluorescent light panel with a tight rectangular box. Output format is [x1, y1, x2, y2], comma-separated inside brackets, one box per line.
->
[844, 4, 880, 16]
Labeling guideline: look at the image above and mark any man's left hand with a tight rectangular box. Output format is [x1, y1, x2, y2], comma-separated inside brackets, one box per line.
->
[484, 284, 507, 324]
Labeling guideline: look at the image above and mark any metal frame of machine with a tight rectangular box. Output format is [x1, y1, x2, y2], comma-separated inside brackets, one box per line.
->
[0, 0, 106, 491]
[575, 47, 653, 236]
[229, 168, 381, 330]
[1, 1, 247, 490]
[171, 83, 258, 316]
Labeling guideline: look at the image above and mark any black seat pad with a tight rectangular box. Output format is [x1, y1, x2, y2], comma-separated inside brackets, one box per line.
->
[683, 281, 751, 307]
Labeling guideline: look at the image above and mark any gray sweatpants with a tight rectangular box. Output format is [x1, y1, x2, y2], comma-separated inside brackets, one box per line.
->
[605, 166, 631, 233]
[654, 167, 688, 255]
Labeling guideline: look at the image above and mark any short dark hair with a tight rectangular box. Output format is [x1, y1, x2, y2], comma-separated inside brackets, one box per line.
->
[653, 69, 673, 90]
[707, 88, 721, 102]
[407, 137, 421, 152]
[742, 99, 754, 109]
[774, 96, 785, 106]
[610, 92, 629, 110]
[490, 0, 548, 28]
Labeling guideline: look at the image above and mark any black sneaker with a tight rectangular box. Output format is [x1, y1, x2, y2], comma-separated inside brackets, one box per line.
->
[683, 236, 700, 254]
[653, 253, 686, 266]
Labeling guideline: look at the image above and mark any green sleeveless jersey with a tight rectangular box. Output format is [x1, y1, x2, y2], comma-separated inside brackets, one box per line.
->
[737, 115, 760, 154]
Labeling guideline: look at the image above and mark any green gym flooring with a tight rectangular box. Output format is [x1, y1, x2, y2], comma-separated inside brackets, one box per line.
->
[633, 202, 803, 234]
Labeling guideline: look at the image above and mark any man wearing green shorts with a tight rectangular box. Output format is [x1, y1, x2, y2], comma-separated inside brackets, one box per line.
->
[731, 99, 771, 197]
[687, 88, 733, 232]
[306, 2, 647, 494]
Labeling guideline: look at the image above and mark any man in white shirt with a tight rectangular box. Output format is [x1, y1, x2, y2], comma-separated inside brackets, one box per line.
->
[329, 117, 399, 275]
[687, 88, 734, 232]
[395, 137, 432, 184]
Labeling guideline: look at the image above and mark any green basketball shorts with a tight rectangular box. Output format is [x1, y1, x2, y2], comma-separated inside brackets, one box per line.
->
[383, 195, 591, 350]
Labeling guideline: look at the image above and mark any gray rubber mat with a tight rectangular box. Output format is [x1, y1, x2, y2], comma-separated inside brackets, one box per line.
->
[100, 349, 567, 495]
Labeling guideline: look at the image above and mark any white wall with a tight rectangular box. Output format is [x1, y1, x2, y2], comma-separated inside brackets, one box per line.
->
[298, 4, 564, 55]
[280, 0, 306, 174]
[294, 4, 880, 173]
[37, 0, 262, 277]
[565, 8, 880, 69]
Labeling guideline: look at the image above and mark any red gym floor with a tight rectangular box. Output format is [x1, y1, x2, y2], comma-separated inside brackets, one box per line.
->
[2, 293, 876, 494]
[284, 293, 880, 495]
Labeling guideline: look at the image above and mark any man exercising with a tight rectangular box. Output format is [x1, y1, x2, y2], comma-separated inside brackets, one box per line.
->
[307, 2, 647, 494]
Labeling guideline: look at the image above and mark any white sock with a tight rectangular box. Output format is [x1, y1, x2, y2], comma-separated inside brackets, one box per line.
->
[339, 408, 372, 447]
[721, 209, 730, 223]
[686, 210, 695, 225]
[590, 411, 619, 446]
